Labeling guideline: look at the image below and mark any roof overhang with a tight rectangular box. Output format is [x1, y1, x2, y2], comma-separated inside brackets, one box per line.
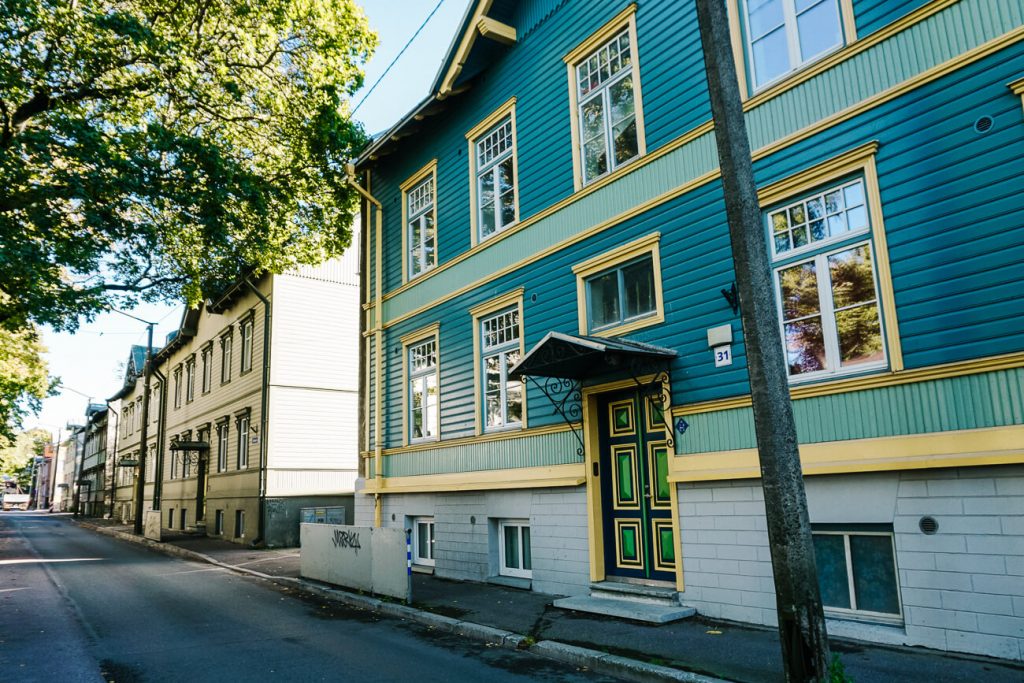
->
[509, 332, 676, 382]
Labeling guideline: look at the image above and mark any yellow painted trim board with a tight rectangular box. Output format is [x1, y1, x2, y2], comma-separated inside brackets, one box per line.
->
[1011, 77, 1024, 116]
[466, 98, 520, 247]
[440, 0, 496, 96]
[470, 287, 527, 435]
[668, 425, 1024, 482]
[572, 232, 665, 336]
[564, 4, 645, 191]
[367, 0, 998, 314]
[363, 463, 586, 494]
[477, 16, 516, 45]
[374, 26, 1024, 329]
[674, 351, 1024, 417]
[400, 159, 439, 284]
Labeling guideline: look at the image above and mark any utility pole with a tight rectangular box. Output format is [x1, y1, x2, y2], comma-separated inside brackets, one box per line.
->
[694, 2, 831, 680]
[134, 322, 154, 534]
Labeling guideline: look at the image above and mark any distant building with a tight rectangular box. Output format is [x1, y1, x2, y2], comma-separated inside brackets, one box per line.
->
[110, 250, 360, 547]
[78, 403, 116, 517]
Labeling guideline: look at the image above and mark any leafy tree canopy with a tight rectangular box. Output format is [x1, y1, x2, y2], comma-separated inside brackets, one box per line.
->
[0, 326, 55, 445]
[0, 0, 377, 332]
[0, 426, 51, 487]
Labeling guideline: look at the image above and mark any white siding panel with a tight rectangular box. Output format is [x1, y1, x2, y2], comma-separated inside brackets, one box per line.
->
[270, 272, 359, 391]
[265, 468, 358, 496]
[287, 221, 360, 285]
[267, 385, 358, 472]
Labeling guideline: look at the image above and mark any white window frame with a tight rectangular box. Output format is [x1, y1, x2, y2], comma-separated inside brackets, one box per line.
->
[201, 345, 213, 394]
[498, 520, 532, 579]
[739, 0, 853, 93]
[240, 318, 254, 373]
[214, 509, 224, 535]
[406, 336, 439, 445]
[173, 366, 182, 408]
[412, 517, 436, 567]
[236, 414, 250, 469]
[813, 529, 902, 623]
[470, 108, 518, 243]
[220, 333, 232, 384]
[185, 356, 195, 402]
[480, 308, 523, 432]
[573, 233, 664, 338]
[234, 509, 245, 538]
[406, 176, 436, 280]
[216, 421, 229, 473]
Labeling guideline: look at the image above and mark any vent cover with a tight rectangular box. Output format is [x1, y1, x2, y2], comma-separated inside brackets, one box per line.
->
[974, 115, 995, 133]
[919, 516, 939, 535]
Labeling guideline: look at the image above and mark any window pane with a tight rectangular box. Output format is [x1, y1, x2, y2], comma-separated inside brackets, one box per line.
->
[747, 0, 784, 39]
[486, 394, 502, 427]
[813, 534, 852, 609]
[751, 28, 789, 87]
[504, 526, 520, 569]
[581, 96, 605, 141]
[479, 170, 495, 212]
[797, 0, 842, 62]
[829, 246, 876, 308]
[836, 305, 883, 367]
[785, 317, 826, 374]
[424, 374, 437, 438]
[589, 271, 620, 328]
[522, 527, 531, 570]
[506, 381, 523, 424]
[622, 258, 655, 319]
[612, 118, 638, 167]
[418, 523, 429, 560]
[480, 200, 496, 238]
[485, 355, 501, 392]
[609, 76, 635, 125]
[779, 262, 820, 319]
[850, 535, 900, 614]
[583, 137, 607, 182]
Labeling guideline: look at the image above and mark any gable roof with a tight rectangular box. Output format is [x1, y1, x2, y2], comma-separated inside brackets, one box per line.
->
[357, 0, 518, 166]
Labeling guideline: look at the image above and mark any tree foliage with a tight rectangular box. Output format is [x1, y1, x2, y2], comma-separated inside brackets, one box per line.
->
[0, 0, 376, 332]
[0, 326, 55, 446]
[0, 426, 50, 488]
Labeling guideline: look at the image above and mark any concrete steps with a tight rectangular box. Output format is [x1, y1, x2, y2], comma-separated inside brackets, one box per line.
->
[553, 581, 696, 624]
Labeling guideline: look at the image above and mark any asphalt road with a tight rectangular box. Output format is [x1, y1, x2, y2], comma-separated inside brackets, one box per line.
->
[0, 512, 619, 683]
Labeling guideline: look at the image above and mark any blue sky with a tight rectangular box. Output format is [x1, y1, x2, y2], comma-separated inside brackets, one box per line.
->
[31, 0, 472, 437]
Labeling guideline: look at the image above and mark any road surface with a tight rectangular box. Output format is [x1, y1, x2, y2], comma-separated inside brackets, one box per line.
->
[0, 512, 618, 682]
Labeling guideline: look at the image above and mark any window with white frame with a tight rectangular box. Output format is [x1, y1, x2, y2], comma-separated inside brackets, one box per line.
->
[185, 356, 195, 402]
[151, 384, 160, 423]
[170, 440, 179, 479]
[240, 318, 254, 373]
[475, 116, 516, 240]
[812, 526, 901, 621]
[135, 398, 142, 431]
[234, 509, 245, 538]
[481, 309, 522, 431]
[586, 254, 656, 332]
[173, 366, 182, 408]
[575, 29, 640, 184]
[220, 333, 232, 383]
[214, 509, 225, 535]
[201, 345, 213, 393]
[742, 0, 846, 90]
[216, 421, 229, 472]
[412, 517, 435, 567]
[498, 520, 532, 579]
[407, 338, 438, 442]
[237, 413, 250, 468]
[769, 178, 885, 380]
[407, 176, 436, 278]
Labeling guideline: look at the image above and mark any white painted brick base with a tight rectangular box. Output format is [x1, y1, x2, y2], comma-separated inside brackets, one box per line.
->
[677, 465, 1024, 662]
[353, 484, 591, 597]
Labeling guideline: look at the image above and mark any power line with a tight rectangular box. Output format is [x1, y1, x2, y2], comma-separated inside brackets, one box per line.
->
[351, 0, 448, 116]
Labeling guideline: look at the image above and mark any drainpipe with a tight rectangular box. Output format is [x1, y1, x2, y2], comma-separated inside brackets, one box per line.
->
[244, 277, 272, 546]
[347, 164, 384, 527]
[152, 366, 168, 510]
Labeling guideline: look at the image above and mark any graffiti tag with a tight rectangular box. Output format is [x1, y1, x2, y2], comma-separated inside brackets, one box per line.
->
[332, 529, 361, 552]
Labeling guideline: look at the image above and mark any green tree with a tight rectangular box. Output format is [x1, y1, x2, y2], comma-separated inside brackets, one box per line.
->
[0, 326, 55, 446]
[0, 426, 51, 489]
[0, 0, 376, 332]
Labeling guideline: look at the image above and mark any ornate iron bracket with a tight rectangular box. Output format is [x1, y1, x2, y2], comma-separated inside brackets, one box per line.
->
[523, 375, 585, 459]
[625, 358, 677, 449]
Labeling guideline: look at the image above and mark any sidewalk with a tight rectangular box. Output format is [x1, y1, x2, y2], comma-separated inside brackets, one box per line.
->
[76, 518, 1024, 683]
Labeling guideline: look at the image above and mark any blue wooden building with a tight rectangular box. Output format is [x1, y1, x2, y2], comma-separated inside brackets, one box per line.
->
[353, 0, 1024, 661]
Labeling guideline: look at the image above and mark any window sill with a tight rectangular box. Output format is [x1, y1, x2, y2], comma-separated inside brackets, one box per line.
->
[487, 575, 531, 590]
[825, 616, 907, 647]
[745, 42, 848, 108]
[412, 564, 435, 575]
[577, 153, 643, 194]
[588, 311, 664, 339]
[788, 362, 888, 388]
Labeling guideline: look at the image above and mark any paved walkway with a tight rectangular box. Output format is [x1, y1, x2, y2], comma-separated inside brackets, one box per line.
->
[76, 518, 1024, 683]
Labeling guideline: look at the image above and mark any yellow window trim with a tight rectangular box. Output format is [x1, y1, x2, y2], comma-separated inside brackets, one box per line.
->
[564, 3, 647, 192]
[466, 97, 520, 247]
[400, 322, 441, 448]
[361, 463, 586, 494]
[470, 287, 527, 435]
[675, 350, 1024, 417]
[727, 0, 858, 103]
[1010, 77, 1024, 114]
[668, 424, 1024, 482]
[573, 232, 664, 337]
[759, 140, 902, 372]
[400, 159, 439, 284]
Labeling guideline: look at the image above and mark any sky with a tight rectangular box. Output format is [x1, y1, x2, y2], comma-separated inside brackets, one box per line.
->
[29, 0, 473, 439]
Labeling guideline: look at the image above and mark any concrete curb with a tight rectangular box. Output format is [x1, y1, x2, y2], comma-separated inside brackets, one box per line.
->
[74, 520, 728, 683]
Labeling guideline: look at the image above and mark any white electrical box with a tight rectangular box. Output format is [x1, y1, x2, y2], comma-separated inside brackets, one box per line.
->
[707, 324, 733, 348]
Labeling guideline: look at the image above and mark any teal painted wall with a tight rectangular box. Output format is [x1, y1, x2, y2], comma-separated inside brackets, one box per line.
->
[677, 367, 1024, 455]
[364, 1, 1024, 452]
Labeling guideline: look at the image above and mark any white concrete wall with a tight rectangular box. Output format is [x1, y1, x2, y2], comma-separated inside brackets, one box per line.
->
[358, 485, 591, 597]
[677, 465, 1024, 661]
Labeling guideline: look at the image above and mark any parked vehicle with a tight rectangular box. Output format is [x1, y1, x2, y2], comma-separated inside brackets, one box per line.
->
[1, 486, 30, 511]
